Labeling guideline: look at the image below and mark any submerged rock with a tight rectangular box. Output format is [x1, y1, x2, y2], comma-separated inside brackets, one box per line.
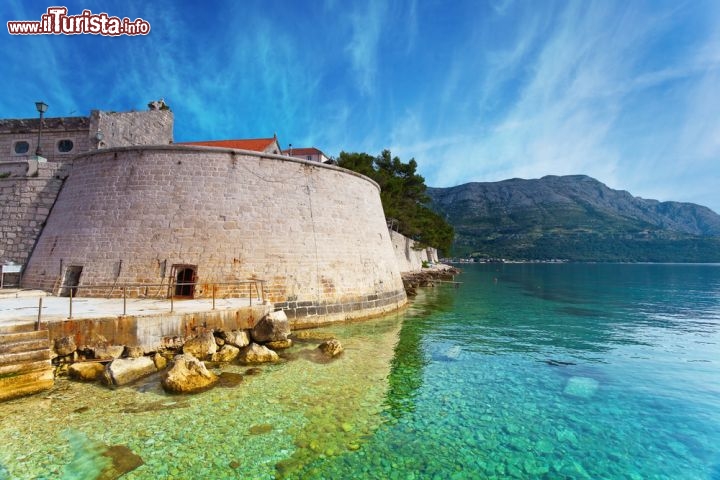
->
[292, 330, 337, 341]
[238, 343, 279, 364]
[161, 354, 218, 394]
[69, 362, 106, 382]
[61, 430, 143, 480]
[433, 345, 462, 362]
[217, 372, 244, 388]
[251, 311, 290, 343]
[100, 445, 144, 480]
[249, 423, 273, 435]
[182, 331, 218, 360]
[103, 357, 157, 386]
[266, 339, 293, 350]
[318, 339, 344, 357]
[563, 376, 599, 399]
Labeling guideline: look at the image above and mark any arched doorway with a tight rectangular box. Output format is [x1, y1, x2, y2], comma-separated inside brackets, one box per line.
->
[174, 266, 196, 298]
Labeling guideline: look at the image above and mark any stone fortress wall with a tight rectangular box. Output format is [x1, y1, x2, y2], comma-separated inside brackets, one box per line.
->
[21, 146, 409, 325]
[389, 230, 439, 272]
[0, 109, 172, 165]
[0, 162, 69, 285]
[0, 109, 173, 276]
[2, 105, 441, 324]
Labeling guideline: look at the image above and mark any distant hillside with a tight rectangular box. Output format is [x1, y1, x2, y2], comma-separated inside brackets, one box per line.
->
[427, 175, 720, 262]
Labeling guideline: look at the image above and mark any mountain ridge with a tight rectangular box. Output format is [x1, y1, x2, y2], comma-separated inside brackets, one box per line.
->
[427, 175, 720, 262]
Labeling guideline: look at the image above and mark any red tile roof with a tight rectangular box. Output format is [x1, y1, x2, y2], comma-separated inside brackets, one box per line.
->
[281, 147, 324, 156]
[179, 138, 277, 152]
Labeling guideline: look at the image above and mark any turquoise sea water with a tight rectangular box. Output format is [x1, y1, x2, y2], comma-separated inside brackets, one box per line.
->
[293, 263, 720, 479]
[1, 263, 719, 479]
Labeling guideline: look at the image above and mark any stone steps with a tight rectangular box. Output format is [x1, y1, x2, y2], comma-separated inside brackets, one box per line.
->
[0, 322, 38, 335]
[0, 326, 54, 402]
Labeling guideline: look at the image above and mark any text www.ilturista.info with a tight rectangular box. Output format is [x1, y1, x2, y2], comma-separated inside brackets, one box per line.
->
[7, 7, 150, 36]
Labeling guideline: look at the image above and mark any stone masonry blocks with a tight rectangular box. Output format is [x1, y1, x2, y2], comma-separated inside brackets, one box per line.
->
[22, 146, 408, 318]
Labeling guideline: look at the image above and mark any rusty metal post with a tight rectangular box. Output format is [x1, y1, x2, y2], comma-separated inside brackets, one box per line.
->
[122, 286, 127, 316]
[68, 286, 73, 319]
[212, 284, 216, 310]
[36, 297, 43, 331]
[170, 294, 174, 313]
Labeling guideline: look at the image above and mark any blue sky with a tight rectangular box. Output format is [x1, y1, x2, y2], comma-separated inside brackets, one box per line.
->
[2, 0, 719, 212]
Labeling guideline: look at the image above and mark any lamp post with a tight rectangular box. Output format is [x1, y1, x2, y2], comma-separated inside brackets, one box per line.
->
[35, 101, 48, 156]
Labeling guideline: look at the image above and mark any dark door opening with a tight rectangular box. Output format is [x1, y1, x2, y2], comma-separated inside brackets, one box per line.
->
[60, 266, 83, 297]
[174, 266, 196, 298]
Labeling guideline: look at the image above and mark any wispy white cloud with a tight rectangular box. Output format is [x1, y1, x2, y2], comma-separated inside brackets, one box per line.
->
[394, 1, 720, 212]
[344, 0, 388, 95]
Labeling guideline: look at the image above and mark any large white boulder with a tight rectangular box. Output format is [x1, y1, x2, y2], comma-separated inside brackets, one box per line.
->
[251, 311, 290, 343]
[103, 357, 157, 386]
[161, 354, 218, 394]
[238, 343, 279, 364]
[182, 331, 218, 360]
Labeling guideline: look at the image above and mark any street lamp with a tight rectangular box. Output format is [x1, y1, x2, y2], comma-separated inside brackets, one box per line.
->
[35, 101, 48, 156]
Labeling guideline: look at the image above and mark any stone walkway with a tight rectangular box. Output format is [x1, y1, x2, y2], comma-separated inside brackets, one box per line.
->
[0, 289, 264, 328]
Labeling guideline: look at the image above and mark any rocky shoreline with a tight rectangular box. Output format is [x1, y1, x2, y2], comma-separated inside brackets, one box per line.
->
[401, 265, 461, 297]
[46, 266, 459, 396]
[51, 310, 345, 397]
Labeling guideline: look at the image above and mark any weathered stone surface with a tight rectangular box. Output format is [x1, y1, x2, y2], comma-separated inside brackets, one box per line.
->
[19, 147, 411, 327]
[238, 343, 279, 364]
[251, 311, 290, 343]
[318, 339, 344, 357]
[182, 332, 217, 360]
[293, 330, 337, 341]
[54, 336, 77, 356]
[68, 362, 106, 382]
[124, 346, 144, 358]
[211, 344, 240, 363]
[161, 354, 218, 394]
[103, 357, 157, 386]
[153, 352, 167, 370]
[92, 345, 125, 360]
[266, 339, 293, 350]
[221, 330, 250, 348]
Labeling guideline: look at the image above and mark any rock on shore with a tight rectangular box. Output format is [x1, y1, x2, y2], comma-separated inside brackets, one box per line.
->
[251, 310, 290, 343]
[103, 357, 157, 386]
[401, 265, 460, 296]
[161, 354, 218, 394]
[238, 343, 279, 364]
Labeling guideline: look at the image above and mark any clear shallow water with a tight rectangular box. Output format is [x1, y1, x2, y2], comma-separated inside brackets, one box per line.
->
[2, 263, 720, 479]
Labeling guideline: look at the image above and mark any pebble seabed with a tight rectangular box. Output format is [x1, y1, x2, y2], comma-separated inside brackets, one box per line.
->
[0, 312, 405, 480]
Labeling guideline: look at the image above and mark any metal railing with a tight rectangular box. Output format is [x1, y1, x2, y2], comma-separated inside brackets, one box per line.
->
[55, 279, 266, 319]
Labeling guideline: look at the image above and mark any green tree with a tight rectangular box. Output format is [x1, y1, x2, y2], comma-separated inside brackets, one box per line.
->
[337, 150, 454, 255]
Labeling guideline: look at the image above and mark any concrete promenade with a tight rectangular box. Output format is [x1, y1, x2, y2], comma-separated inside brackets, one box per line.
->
[0, 288, 265, 329]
